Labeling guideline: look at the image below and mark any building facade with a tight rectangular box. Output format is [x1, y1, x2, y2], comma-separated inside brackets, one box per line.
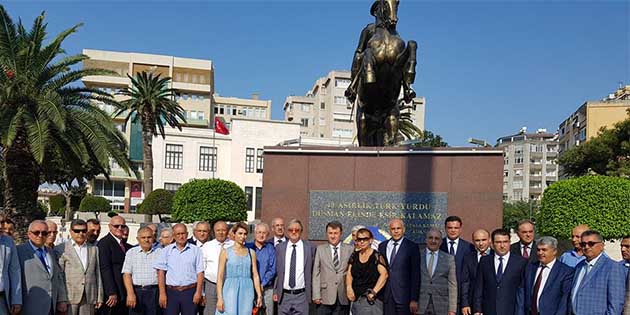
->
[283, 70, 425, 143]
[496, 129, 559, 202]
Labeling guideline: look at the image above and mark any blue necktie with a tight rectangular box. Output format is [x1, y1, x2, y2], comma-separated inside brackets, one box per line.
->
[36, 248, 49, 273]
[289, 244, 297, 288]
[496, 257, 504, 283]
[449, 241, 455, 255]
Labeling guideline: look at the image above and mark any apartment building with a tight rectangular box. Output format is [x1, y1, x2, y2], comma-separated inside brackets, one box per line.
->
[496, 128, 559, 202]
[214, 94, 271, 129]
[283, 70, 425, 143]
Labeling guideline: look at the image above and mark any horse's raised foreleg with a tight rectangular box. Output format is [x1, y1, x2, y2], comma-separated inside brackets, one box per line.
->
[401, 40, 417, 103]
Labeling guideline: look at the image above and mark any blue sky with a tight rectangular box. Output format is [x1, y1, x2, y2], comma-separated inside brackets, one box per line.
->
[5, 1, 629, 146]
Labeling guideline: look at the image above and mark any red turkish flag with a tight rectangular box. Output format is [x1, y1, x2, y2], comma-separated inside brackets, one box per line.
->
[214, 117, 229, 135]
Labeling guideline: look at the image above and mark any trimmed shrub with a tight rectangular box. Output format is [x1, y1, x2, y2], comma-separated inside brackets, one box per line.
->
[139, 189, 173, 221]
[49, 194, 65, 215]
[536, 176, 630, 240]
[79, 195, 111, 218]
[172, 179, 247, 223]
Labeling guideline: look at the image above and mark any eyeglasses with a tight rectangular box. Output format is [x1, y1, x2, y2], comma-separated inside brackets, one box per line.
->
[72, 229, 87, 234]
[288, 228, 301, 233]
[49, 231, 58, 234]
[579, 241, 602, 248]
[112, 224, 128, 229]
[356, 237, 371, 242]
[30, 230, 49, 237]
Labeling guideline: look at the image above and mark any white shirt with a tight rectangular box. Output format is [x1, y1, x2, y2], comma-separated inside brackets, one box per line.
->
[477, 249, 491, 262]
[283, 240, 305, 290]
[446, 237, 460, 255]
[329, 243, 341, 262]
[274, 236, 287, 247]
[386, 237, 404, 264]
[534, 259, 556, 308]
[72, 240, 89, 270]
[201, 239, 234, 282]
[494, 252, 510, 274]
[521, 242, 533, 257]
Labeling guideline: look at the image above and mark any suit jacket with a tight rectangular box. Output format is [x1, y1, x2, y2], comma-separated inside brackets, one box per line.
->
[440, 237, 475, 312]
[516, 260, 574, 315]
[622, 262, 630, 315]
[474, 253, 527, 315]
[570, 254, 625, 315]
[460, 250, 493, 309]
[97, 233, 132, 299]
[0, 235, 21, 307]
[510, 241, 538, 263]
[273, 239, 316, 303]
[312, 242, 354, 305]
[17, 243, 68, 315]
[55, 241, 104, 305]
[418, 249, 457, 314]
[378, 237, 421, 305]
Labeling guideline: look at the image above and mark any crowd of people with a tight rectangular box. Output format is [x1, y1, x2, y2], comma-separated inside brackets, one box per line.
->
[0, 214, 629, 315]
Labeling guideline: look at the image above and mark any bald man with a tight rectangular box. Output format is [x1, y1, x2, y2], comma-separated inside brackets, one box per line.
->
[460, 229, 492, 315]
[559, 224, 589, 268]
[98, 216, 132, 315]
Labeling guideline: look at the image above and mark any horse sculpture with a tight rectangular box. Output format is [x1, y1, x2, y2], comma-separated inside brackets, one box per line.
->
[345, 0, 418, 146]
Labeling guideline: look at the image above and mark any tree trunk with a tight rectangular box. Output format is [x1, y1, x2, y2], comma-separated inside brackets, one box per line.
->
[64, 191, 73, 222]
[3, 129, 42, 242]
[142, 118, 154, 196]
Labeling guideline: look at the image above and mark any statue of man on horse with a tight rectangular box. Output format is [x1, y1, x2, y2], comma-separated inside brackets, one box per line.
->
[345, 0, 418, 146]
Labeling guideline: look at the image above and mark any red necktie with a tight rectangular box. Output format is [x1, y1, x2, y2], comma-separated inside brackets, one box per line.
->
[119, 240, 126, 253]
[531, 265, 546, 314]
[523, 246, 529, 259]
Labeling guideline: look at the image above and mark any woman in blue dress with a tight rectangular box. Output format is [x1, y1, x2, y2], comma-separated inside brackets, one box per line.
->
[216, 222, 263, 315]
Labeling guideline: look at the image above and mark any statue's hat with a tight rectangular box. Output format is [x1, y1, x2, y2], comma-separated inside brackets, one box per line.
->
[370, 0, 380, 16]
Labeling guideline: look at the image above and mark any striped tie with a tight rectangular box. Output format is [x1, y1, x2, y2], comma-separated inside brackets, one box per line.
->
[333, 246, 340, 270]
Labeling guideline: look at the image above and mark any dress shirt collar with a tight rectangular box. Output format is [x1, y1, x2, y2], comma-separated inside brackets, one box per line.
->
[29, 240, 45, 251]
[520, 242, 532, 250]
[136, 246, 156, 253]
[71, 239, 87, 248]
[447, 237, 460, 245]
[495, 251, 510, 262]
[541, 258, 556, 269]
[425, 248, 439, 255]
[329, 242, 341, 250]
[274, 236, 287, 243]
[171, 242, 193, 252]
[209, 238, 233, 247]
[390, 236, 405, 244]
[109, 232, 123, 244]
[288, 239, 303, 247]
[585, 252, 603, 266]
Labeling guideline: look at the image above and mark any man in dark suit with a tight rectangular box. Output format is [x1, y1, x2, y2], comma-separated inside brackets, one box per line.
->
[440, 216, 475, 315]
[516, 236, 574, 315]
[510, 219, 538, 263]
[460, 229, 492, 315]
[474, 228, 527, 315]
[98, 215, 133, 315]
[273, 219, 316, 315]
[378, 218, 421, 315]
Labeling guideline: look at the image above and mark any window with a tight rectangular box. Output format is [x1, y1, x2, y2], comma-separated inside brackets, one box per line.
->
[300, 118, 309, 127]
[546, 145, 557, 152]
[301, 103, 311, 112]
[164, 182, 181, 192]
[513, 191, 523, 201]
[245, 186, 253, 210]
[93, 179, 125, 197]
[503, 171, 509, 177]
[165, 144, 183, 169]
[255, 187, 263, 218]
[332, 128, 353, 138]
[199, 146, 217, 172]
[335, 78, 351, 88]
[245, 148, 255, 173]
[514, 169, 523, 176]
[514, 145, 523, 155]
[256, 149, 264, 173]
[320, 102, 325, 110]
[513, 180, 523, 189]
[334, 96, 347, 105]
[113, 181, 125, 197]
[515, 156, 524, 164]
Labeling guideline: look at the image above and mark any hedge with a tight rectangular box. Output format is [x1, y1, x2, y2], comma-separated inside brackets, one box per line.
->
[79, 195, 111, 218]
[172, 179, 247, 223]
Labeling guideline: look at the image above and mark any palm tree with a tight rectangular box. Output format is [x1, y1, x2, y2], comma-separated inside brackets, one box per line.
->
[397, 101, 423, 142]
[0, 7, 132, 235]
[115, 71, 186, 195]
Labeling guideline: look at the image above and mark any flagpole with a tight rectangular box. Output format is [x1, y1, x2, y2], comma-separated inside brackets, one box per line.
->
[212, 123, 216, 180]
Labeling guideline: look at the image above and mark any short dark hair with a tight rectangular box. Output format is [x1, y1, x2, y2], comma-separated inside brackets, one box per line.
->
[491, 228, 510, 241]
[70, 219, 87, 229]
[232, 222, 249, 235]
[581, 230, 603, 242]
[622, 235, 630, 241]
[326, 221, 343, 232]
[444, 216, 462, 226]
[356, 228, 373, 239]
[86, 218, 100, 225]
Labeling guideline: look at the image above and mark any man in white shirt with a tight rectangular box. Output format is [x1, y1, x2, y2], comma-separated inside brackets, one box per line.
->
[201, 221, 233, 315]
[270, 217, 287, 247]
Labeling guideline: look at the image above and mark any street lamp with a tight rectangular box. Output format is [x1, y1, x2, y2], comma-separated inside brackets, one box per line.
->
[468, 138, 492, 147]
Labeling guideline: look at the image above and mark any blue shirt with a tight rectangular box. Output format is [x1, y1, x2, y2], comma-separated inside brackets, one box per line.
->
[153, 243, 204, 286]
[246, 241, 276, 288]
[559, 249, 586, 268]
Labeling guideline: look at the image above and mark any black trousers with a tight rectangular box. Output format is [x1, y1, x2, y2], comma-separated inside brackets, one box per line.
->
[316, 301, 350, 315]
[383, 294, 411, 315]
[129, 286, 159, 315]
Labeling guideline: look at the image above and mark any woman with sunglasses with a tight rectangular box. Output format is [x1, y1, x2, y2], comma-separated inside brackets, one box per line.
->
[346, 228, 388, 315]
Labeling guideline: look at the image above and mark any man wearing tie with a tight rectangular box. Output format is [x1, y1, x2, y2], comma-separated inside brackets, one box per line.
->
[378, 218, 421, 315]
[473, 228, 527, 315]
[460, 229, 491, 315]
[312, 221, 353, 315]
[516, 236, 574, 315]
[620, 236, 630, 315]
[419, 228, 457, 315]
[270, 218, 287, 247]
[273, 219, 316, 315]
[440, 216, 474, 315]
[98, 216, 132, 315]
[570, 230, 625, 315]
[510, 220, 538, 263]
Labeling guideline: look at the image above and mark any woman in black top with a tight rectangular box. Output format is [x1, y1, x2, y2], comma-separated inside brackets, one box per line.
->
[346, 228, 388, 315]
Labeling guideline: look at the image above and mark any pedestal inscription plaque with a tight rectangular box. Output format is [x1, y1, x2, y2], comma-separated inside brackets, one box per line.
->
[309, 190, 448, 243]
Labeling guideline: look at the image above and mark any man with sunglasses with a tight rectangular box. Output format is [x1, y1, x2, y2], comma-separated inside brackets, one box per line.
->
[570, 230, 625, 315]
[55, 219, 103, 315]
[98, 216, 132, 315]
[16, 220, 68, 315]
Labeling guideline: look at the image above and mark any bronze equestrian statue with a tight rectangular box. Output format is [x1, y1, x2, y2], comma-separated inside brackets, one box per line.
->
[345, 0, 418, 146]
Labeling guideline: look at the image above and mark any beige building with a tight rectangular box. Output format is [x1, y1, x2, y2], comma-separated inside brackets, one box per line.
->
[283, 70, 425, 143]
[214, 95, 271, 129]
[496, 129, 559, 202]
[558, 85, 630, 155]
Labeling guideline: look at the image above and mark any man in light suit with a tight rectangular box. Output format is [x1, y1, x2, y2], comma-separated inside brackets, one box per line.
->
[312, 221, 353, 315]
[570, 230, 625, 315]
[17, 220, 68, 315]
[510, 220, 538, 263]
[379, 218, 421, 315]
[440, 216, 475, 315]
[473, 228, 527, 315]
[460, 229, 492, 315]
[55, 219, 103, 315]
[419, 228, 457, 315]
[516, 236, 574, 315]
[0, 230, 21, 315]
[273, 219, 316, 315]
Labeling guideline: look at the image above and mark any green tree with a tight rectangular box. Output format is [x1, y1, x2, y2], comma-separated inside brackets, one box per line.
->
[115, 71, 187, 195]
[397, 102, 423, 141]
[559, 109, 630, 177]
[79, 195, 111, 219]
[503, 201, 538, 230]
[48, 194, 65, 216]
[0, 7, 132, 235]
[139, 188, 173, 222]
[536, 176, 630, 240]
[172, 179, 247, 223]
